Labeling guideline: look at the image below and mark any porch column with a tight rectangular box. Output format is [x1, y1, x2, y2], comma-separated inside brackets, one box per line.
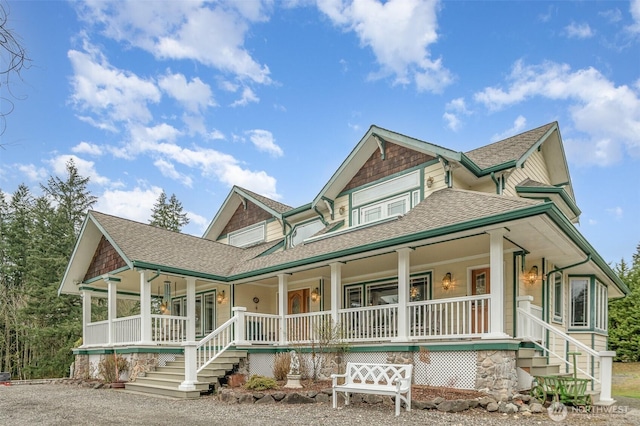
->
[180, 277, 197, 391]
[330, 263, 341, 326]
[598, 351, 616, 404]
[278, 274, 288, 345]
[106, 277, 118, 346]
[81, 290, 91, 347]
[394, 248, 411, 342]
[139, 270, 152, 345]
[485, 228, 509, 338]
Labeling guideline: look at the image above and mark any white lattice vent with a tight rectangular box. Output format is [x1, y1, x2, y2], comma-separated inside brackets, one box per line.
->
[158, 353, 177, 367]
[413, 350, 476, 389]
[249, 353, 276, 377]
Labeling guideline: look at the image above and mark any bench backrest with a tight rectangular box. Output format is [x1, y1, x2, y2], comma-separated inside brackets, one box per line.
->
[343, 362, 412, 387]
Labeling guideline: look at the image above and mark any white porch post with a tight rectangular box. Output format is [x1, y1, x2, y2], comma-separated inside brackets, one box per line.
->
[598, 351, 616, 405]
[180, 277, 197, 391]
[485, 228, 509, 338]
[278, 274, 288, 345]
[139, 270, 152, 345]
[516, 296, 533, 339]
[81, 290, 91, 347]
[233, 307, 247, 345]
[330, 263, 342, 326]
[394, 248, 411, 342]
[106, 278, 118, 345]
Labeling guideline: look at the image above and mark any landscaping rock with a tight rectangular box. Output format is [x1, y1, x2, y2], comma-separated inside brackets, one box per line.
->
[252, 392, 264, 400]
[486, 402, 499, 412]
[412, 401, 429, 410]
[432, 396, 445, 405]
[364, 394, 383, 404]
[238, 394, 254, 404]
[315, 393, 329, 403]
[498, 402, 518, 414]
[255, 395, 275, 404]
[530, 402, 544, 413]
[272, 392, 286, 401]
[422, 399, 438, 409]
[282, 392, 315, 404]
[306, 390, 318, 398]
[477, 396, 496, 408]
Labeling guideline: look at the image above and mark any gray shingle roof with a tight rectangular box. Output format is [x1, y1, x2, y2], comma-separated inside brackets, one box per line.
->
[236, 186, 293, 214]
[465, 122, 556, 169]
[90, 189, 543, 281]
[90, 211, 244, 277]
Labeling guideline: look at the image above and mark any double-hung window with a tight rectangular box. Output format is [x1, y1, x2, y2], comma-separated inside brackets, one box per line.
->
[569, 278, 589, 328]
[228, 222, 265, 247]
[551, 272, 563, 323]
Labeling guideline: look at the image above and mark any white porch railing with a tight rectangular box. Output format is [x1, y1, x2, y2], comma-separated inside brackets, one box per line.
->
[196, 316, 237, 372]
[517, 296, 616, 403]
[245, 312, 281, 344]
[409, 294, 491, 339]
[85, 320, 109, 346]
[152, 314, 187, 344]
[339, 304, 398, 342]
[530, 304, 543, 341]
[286, 311, 332, 343]
[112, 315, 141, 344]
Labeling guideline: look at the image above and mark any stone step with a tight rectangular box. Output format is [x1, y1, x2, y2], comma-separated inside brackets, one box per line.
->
[124, 382, 201, 399]
[133, 376, 210, 392]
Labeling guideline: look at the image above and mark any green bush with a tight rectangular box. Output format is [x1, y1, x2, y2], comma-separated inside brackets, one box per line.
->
[244, 374, 278, 391]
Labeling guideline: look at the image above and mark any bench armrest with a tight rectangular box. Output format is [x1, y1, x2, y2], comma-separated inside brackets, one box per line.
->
[331, 373, 347, 387]
[395, 377, 411, 391]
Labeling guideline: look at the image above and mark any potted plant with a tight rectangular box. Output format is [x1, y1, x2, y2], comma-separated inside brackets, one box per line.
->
[99, 350, 129, 388]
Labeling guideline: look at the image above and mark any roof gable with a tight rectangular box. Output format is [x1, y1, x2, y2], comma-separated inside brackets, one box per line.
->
[312, 125, 460, 207]
[203, 186, 292, 241]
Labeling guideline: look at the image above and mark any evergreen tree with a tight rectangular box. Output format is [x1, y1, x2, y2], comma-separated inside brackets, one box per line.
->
[149, 191, 189, 232]
[609, 243, 640, 362]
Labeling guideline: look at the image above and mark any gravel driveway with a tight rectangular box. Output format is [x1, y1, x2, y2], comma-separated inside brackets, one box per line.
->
[1, 384, 639, 426]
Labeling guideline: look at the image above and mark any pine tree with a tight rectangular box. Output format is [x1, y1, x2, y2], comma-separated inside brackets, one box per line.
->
[609, 243, 640, 362]
[149, 191, 189, 232]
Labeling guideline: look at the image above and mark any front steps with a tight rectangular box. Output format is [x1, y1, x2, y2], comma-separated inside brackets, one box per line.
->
[516, 346, 601, 404]
[125, 350, 247, 399]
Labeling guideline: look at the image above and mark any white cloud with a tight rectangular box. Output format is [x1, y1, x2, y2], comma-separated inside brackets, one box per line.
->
[317, 0, 452, 93]
[153, 158, 193, 187]
[76, 1, 271, 84]
[564, 22, 594, 39]
[231, 87, 260, 107]
[246, 129, 284, 157]
[94, 185, 163, 223]
[443, 97, 470, 131]
[17, 164, 48, 182]
[72, 141, 104, 156]
[158, 72, 215, 112]
[599, 9, 622, 24]
[474, 60, 640, 165]
[491, 115, 527, 142]
[68, 46, 161, 129]
[47, 154, 112, 187]
[629, 0, 640, 34]
[606, 206, 624, 220]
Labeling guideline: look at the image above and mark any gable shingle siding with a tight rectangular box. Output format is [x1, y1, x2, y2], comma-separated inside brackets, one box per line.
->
[220, 200, 273, 237]
[83, 236, 127, 281]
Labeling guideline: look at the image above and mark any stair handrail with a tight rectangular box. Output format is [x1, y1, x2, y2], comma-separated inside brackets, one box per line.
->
[196, 315, 237, 373]
[517, 307, 599, 383]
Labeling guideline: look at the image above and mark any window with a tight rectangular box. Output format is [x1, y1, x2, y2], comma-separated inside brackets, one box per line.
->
[569, 278, 589, 328]
[358, 194, 410, 225]
[552, 273, 563, 323]
[171, 290, 217, 337]
[352, 170, 420, 207]
[594, 281, 607, 331]
[409, 275, 431, 302]
[228, 222, 265, 247]
[343, 273, 431, 308]
[367, 282, 398, 305]
[290, 219, 325, 247]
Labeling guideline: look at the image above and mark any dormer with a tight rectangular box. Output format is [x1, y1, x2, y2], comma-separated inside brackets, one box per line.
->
[203, 186, 292, 247]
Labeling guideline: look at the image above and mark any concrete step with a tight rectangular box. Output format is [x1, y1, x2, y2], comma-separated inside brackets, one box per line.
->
[133, 376, 210, 392]
[530, 364, 561, 376]
[166, 360, 235, 370]
[124, 382, 201, 399]
[156, 365, 227, 376]
[143, 371, 223, 383]
[516, 357, 549, 368]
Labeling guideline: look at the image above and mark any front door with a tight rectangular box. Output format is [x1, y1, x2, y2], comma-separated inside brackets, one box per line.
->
[287, 289, 309, 341]
[471, 268, 490, 333]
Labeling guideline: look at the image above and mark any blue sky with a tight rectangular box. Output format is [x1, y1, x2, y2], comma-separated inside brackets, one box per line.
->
[1, 0, 639, 265]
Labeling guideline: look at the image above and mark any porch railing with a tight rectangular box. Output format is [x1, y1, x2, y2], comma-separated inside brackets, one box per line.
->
[339, 304, 398, 342]
[112, 315, 141, 344]
[152, 314, 187, 344]
[286, 311, 332, 343]
[245, 312, 280, 344]
[85, 320, 109, 346]
[196, 315, 237, 372]
[409, 294, 491, 339]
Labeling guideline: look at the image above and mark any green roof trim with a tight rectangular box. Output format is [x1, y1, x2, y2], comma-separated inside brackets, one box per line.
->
[131, 261, 228, 283]
[516, 123, 558, 168]
[240, 341, 521, 353]
[282, 202, 313, 217]
[459, 152, 517, 176]
[73, 347, 183, 355]
[515, 185, 581, 218]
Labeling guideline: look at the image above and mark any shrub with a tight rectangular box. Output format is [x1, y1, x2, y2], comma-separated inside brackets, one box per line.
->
[244, 375, 278, 391]
[98, 353, 129, 383]
[273, 352, 291, 381]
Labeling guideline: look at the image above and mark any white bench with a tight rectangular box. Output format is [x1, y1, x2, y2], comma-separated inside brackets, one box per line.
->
[331, 362, 413, 416]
